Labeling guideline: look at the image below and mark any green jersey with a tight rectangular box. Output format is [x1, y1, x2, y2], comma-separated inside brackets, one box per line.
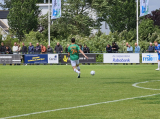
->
[68, 44, 80, 60]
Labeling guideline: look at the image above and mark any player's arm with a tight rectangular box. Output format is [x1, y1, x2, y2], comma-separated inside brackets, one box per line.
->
[79, 49, 88, 59]
[68, 52, 70, 57]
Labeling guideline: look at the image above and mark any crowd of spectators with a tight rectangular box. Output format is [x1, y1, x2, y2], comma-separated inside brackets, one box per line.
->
[0, 41, 158, 54]
[106, 42, 142, 53]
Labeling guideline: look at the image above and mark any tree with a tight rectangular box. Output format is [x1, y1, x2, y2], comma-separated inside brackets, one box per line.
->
[145, 9, 160, 28]
[7, 0, 41, 41]
[93, 0, 137, 32]
[40, 0, 99, 39]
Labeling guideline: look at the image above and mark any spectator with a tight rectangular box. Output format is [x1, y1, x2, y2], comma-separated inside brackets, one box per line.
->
[106, 44, 112, 53]
[83, 45, 90, 53]
[28, 42, 34, 54]
[41, 44, 46, 54]
[5, 46, 12, 65]
[17, 44, 21, 54]
[78, 44, 83, 51]
[54, 42, 63, 53]
[126, 42, 129, 47]
[5, 46, 12, 54]
[135, 43, 140, 53]
[47, 45, 53, 53]
[13, 42, 18, 54]
[35, 43, 41, 54]
[112, 43, 119, 53]
[21, 43, 27, 65]
[0, 42, 6, 54]
[65, 44, 69, 53]
[146, 42, 154, 53]
[127, 44, 133, 53]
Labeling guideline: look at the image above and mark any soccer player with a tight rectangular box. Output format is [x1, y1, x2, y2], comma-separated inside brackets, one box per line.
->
[68, 38, 88, 78]
[154, 41, 160, 70]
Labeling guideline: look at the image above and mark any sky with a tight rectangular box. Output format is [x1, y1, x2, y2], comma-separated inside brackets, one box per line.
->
[0, 0, 160, 13]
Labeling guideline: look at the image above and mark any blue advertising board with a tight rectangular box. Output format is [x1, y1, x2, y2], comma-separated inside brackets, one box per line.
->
[24, 54, 48, 64]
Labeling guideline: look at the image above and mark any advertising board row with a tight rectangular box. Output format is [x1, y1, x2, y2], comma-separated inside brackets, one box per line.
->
[103, 53, 159, 63]
[0, 53, 159, 64]
[24, 54, 96, 64]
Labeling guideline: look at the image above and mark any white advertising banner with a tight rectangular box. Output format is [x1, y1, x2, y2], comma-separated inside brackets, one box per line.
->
[48, 54, 59, 63]
[142, 53, 158, 63]
[103, 53, 139, 63]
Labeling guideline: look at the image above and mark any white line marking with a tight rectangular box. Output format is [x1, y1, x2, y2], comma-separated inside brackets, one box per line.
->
[132, 80, 160, 90]
[1, 93, 160, 119]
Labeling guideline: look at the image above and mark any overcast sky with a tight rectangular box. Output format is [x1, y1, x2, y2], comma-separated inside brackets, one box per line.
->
[0, 0, 160, 13]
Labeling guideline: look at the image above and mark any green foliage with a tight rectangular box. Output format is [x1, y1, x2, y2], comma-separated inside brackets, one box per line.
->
[3, 35, 19, 48]
[7, 0, 41, 41]
[93, 0, 137, 32]
[139, 19, 156, 42]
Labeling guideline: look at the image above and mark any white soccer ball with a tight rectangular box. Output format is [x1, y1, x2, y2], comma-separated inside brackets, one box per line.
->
[90, 70, 95, 76]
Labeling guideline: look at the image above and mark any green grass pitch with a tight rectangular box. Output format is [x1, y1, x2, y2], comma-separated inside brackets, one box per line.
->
[0, 65, 160, 119]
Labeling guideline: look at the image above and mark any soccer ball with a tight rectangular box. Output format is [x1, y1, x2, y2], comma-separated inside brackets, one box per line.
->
[90, 70, 95, 76]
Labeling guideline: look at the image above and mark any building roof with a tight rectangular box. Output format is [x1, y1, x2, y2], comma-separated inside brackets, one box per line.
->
[0, 10, 9, 19]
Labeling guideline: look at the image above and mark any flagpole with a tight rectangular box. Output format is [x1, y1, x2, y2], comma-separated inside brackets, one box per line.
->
[48, 0, 50, 46]
[137, 0, 138, 45]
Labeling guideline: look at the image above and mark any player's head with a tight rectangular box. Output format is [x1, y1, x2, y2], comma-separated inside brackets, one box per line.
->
[154, 41, 158, 46]
[71, 38, 75, 43]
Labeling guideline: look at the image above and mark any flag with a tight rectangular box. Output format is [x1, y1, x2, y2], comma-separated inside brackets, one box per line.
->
[51, 0, 61, 19]
[140, 0, 149, 16]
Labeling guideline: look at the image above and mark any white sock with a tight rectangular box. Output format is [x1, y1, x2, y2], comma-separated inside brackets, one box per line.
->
[77, 66, 80, 71]
[158, 62, 160, 68]
[74, 68, 80, 73]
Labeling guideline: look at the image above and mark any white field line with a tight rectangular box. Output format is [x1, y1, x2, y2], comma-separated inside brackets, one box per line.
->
[132, 80, 160, 90]
[1, 93, 160, 119]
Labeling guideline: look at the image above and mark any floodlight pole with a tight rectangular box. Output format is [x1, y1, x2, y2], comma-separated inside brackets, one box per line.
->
[48, 0, 50, 46]
[137, 0, 139, 45]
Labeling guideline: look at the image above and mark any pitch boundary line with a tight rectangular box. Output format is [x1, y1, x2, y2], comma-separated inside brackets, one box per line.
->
[1, 93, 160, 119]
[132, 80, 160, 90]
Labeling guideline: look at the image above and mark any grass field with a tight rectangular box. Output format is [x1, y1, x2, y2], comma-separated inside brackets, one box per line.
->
[0, 65, 160, 119]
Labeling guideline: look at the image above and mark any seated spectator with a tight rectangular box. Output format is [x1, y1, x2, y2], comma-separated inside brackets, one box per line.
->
[35, 43, 41, 54]
[65, 44, 69, 53]
[83, 45, 90, 53]
[28, 42, 34, 54]
[112, 43, 119, 53]
[47, 45, 53, 53]
[106, 44, 112, 53]
[135, 43, 140, 53]
[13, 42, 18, 54]
[5, 46, 12, 54]
[146, 42, 154, 53]
[0, 42, 6, 54]
[54, 42, 63, 53]
[127, 44, 133, 53]
[41, 44, 46, 54]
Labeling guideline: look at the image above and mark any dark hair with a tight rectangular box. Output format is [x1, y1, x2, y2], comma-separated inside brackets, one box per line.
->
[71, 38, 75, 43]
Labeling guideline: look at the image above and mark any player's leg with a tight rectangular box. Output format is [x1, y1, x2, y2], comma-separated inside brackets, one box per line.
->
[156, 60, 160, 71]
[71, 60, 80, 75]
[156, 55, 160, 70]
[76, 60, 80, 78]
